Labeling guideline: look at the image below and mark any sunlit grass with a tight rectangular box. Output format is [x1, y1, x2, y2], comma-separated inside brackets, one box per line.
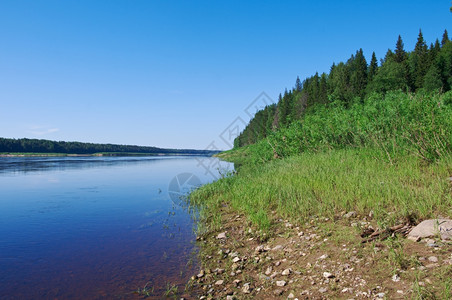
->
[192, 148, 452, 232]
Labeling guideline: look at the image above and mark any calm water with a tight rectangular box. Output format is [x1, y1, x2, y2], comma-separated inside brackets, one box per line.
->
[0, 156, 232, 299]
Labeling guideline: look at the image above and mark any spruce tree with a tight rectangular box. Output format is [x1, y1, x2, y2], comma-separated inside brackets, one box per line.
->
[350, 49, 368, 98]
[295, 76, 302, 92]
[411, 29, 429, 90]
[368, 52, 378, 82]
[395, 35, 407, 63]
[442, 29, 449, 46]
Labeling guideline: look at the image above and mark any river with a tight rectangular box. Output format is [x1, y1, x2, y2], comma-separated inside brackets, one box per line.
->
[0, 155, 232, 299]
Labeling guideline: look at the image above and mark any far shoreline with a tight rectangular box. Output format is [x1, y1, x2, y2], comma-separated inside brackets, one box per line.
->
[0, 152, 216, 157]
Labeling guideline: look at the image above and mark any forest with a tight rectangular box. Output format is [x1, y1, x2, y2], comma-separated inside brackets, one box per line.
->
[235, 29, 452, 148]
[0, 137, 217, 155]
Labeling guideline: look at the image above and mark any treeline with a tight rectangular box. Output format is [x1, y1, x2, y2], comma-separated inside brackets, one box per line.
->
[235, 29, 452, 147]
[0, 138, 217, 155]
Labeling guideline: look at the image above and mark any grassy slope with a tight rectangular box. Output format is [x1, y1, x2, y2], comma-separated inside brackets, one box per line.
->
[196, 148, 452, 232]
[188, 91, 452, 299]
[194, 91, 452, 231]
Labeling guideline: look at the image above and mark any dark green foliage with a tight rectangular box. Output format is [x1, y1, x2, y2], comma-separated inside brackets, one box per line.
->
[0, 138, 217, 155]
[395, 35, 407, 63]
[368, 52, 378, 82]
[442, 29, 449, 46]
[295, 76, 302, 92]
[234, 30, 452, 149]
[350, 48, 368, 99]
[410, 29, 430, 90]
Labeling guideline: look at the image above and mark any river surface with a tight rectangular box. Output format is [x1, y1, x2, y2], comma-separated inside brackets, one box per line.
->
[0, 156, 232, 299]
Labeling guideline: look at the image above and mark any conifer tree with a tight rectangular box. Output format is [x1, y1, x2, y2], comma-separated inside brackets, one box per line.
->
[395, 35, 407, 63]
[295, 76, 302, 92]
[368, 52, 378, 83]
[350, 49, 368, 98]
[442, 29, 449, 46]
[411, 29, 429, 90]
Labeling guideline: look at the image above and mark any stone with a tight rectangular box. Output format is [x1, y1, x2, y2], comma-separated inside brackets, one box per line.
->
[273, 289, 283, 296]
[241, 283, 251, 294]
[197, 270, 205, 278]
[233, 279, 241, 286]
[272, 245, 283, 251]
[276, 280, 286, 287]
[255, 245, 266, 253]
[318, 254, 328, 260]
[215, 280, 224, 285]
[428, 256, 438, 262]
[392, 274, 400, 282]
[376, 292, 385, 298]
[265, 266, 272, 275]
[344, 211, 357, 219]
[319, 287, 328, 293]
[232, 257, 241, 263]
[407, 235, 421, 242]
[287, 292, 295, 298]
[323, 272, 334, 278]
[217, 232, 227, 239]
[408, 219, 452, 240]
[226, 296, 234, 300]
[282, 268, 292, 276]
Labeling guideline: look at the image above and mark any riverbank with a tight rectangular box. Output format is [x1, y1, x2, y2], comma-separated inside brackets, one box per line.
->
[187, 148, 452, 299]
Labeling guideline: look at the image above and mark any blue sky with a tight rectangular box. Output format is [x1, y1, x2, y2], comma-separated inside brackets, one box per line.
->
[0, 1, 450, 149]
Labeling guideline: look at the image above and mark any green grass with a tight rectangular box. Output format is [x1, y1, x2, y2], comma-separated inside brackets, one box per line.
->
[192, 148, 452, 232]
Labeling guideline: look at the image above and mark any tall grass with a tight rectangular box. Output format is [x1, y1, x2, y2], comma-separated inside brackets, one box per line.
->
[194, 91, 452, 231]
[245, 91, 452, 164]
[192, 149, 452, 231]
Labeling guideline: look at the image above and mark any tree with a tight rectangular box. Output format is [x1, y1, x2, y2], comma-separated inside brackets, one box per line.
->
[368, 52, 378, 83]
[423, 64, 443, 91]
[410, 29, 429, 90]
[350, 48, 368, 99]
[395, 35, 407, 63]
[295, 76, 302, 92]
[442, 29, 450, 47]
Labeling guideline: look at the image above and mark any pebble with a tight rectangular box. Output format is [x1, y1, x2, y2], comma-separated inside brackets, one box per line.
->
[215, 280, 224, 285]
[217, 232, 227, 239]
[428, 256, 438, 262]
[273, 289, 283, 296]
[197, 270, 205, 278]
[319, 287, 328, 293]
[376, 292, 385, 298]
[323, 272, 334, 278]
[344, 211, 357, 219]
[318, 254, 328, 260]
[276, 280, 286, 287]
[232, 257, 241, 263]
[288, 292, 295, 298]
[265, 266, 272, 275]
[392, 274, 400, 282]
[272, 245, 283, 251]
[241, 283, 251, 294]
[282, 268, 291, 276]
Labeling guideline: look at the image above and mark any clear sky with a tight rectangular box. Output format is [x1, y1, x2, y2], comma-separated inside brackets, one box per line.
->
[0, 1, 450, 149]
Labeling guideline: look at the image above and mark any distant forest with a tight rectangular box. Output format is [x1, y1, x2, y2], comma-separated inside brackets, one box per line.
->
[0, 137, 217, 155]
[235, 29, 452, 147]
